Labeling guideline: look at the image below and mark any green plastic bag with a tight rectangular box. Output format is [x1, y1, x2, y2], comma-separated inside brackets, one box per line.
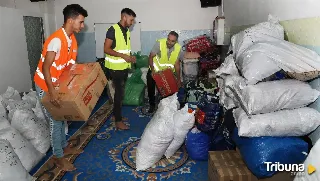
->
[123, 83, 145, 106]
[123, 69, 145, 106]
[127, 68, 144, 85]
[133, 51, 149, 68]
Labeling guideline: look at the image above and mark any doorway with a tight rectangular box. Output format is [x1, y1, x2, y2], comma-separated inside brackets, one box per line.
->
[23, 16, 44, 90]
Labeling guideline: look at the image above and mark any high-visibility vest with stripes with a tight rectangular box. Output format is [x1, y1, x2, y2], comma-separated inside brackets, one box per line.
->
[152, 38, 181, 72]
[34, 28, 77, 92]
[105, 24, 131, 70]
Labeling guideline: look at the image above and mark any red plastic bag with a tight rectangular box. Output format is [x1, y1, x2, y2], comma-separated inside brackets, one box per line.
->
[152, 69, 179, 97]
[185, 35, 213, 53]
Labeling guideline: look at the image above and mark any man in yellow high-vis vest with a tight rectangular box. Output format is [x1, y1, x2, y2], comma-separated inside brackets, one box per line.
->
[147, 31, 184, 113]
[104, 8, 136, 130]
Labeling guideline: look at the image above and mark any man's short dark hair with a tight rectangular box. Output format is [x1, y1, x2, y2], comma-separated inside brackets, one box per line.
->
[169, 31, 179, 40]
[63, 4, 88, 23]
[121, 8, 136, 17]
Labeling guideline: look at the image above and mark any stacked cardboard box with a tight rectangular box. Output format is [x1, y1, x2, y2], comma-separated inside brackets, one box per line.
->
[208, 150, 295, 181]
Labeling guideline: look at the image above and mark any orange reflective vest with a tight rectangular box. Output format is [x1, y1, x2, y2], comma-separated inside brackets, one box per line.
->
[34, 28, 78, 92]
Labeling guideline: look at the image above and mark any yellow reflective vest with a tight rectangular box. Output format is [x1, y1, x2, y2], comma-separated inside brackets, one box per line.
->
[105, 24, 131, 70]
[152, 38, 181, 72]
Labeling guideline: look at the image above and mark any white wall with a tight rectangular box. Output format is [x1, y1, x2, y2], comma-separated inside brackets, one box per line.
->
[224, 0, 320, 27]
[0, 0, 56, 93]
[54, 0, 218, 32]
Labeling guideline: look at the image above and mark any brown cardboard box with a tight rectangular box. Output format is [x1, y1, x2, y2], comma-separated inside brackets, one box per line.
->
[41, 62, 107, 121]
[208, 150, 295, 181]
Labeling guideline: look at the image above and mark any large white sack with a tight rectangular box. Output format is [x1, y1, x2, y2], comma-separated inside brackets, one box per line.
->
[0, 102, 7, 119]
[165, 105, 195, 158]
[231, 79, 320, 115]
[236, 50, 281, 84]
[309, 126, 320, 146]
[214, 54, 239, 76]
[22, 90, 38, 108]
[0, 117, 10, 129]
[217, 77, 237, 110]
[32, 100, 47, 126]
[234, 107, 320, 137]
[158, 93, 180, 110]
[0, 86, 21, 108]
[231, 14, 284, 59]
[222, 75, 245, 109]
[0, 124, 44, 171]
[6, 99, 33, 122]
[11, 110, 50, 154]
[239, 40, 320, 82]
[294, 139, 320, 181]
[308, 78, 320, 145]
[136, 97, 176, 171]
[0, 139, 34, 181]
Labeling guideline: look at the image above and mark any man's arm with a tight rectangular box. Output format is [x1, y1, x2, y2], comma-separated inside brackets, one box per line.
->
[43, 38, 61, 94]
[174, 59, 181, 81]
[174, 50, 184, 87]
[104, 27, 130, 61]
[43, 52, 56, 93]
[149, 42, 160, 72]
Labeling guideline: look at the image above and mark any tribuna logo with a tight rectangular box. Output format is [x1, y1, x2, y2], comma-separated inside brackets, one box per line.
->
[265, 162, 304, 172]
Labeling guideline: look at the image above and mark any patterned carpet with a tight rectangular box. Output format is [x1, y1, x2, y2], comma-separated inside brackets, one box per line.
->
[32, 100, 208, 180]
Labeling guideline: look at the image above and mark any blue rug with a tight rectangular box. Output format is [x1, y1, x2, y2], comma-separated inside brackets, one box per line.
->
[59, 106, 208, 181]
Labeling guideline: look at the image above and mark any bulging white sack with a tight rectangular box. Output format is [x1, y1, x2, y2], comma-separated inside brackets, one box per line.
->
[136, 96, 177, 171]
[0, 139, 34, 181]
[6, 100, 33, 122]
[158, 93, 180, 110]
[0, 102, 7, 119]
[22, 90, 38, 108]
[234, 107, 320, 137]
[0, 86, 21, 108]
[231, 79, 320, 115]
[217, 77, 237, 110]
[32, 100, 47, 126]
[236, 50, 281, 85]
[0, 118, 10, 128]
[165, 105, 195, 158]
[11, 110, 50, 154]
[214, 54, 239, 76]
[237, 40, 320, 73]
[0, 123, 44, 171]
[231, 14, 284, 59]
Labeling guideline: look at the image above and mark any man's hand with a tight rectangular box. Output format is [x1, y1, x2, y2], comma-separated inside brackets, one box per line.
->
[123, 55, 136, 63]
[49, 89, 61, 108]
[130, 56, 136, 63]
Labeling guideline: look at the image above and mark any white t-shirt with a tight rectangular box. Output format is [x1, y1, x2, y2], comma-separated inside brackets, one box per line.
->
[47, 28, 72, 60]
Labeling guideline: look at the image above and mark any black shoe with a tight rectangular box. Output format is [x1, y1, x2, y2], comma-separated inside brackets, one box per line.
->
[148, 106, 155, 113]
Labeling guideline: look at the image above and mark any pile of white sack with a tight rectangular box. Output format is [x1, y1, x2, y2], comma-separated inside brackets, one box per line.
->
[0, 86, 51, 181]
[135, 93, 195, 171]
[214, 14, 320, 181]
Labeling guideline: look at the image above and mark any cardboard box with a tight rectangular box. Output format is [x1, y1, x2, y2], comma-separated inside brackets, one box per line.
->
[41, 62, 107, 121]
[208, 150, 294, 181]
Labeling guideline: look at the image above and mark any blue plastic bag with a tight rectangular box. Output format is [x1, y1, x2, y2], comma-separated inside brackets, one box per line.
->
[232, 128, 308, 178]
[185, 128, 210, 160]
[196, 94, 221, 132]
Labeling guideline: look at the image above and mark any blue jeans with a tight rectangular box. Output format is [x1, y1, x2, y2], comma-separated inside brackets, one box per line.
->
[35, 85, 67, 158]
